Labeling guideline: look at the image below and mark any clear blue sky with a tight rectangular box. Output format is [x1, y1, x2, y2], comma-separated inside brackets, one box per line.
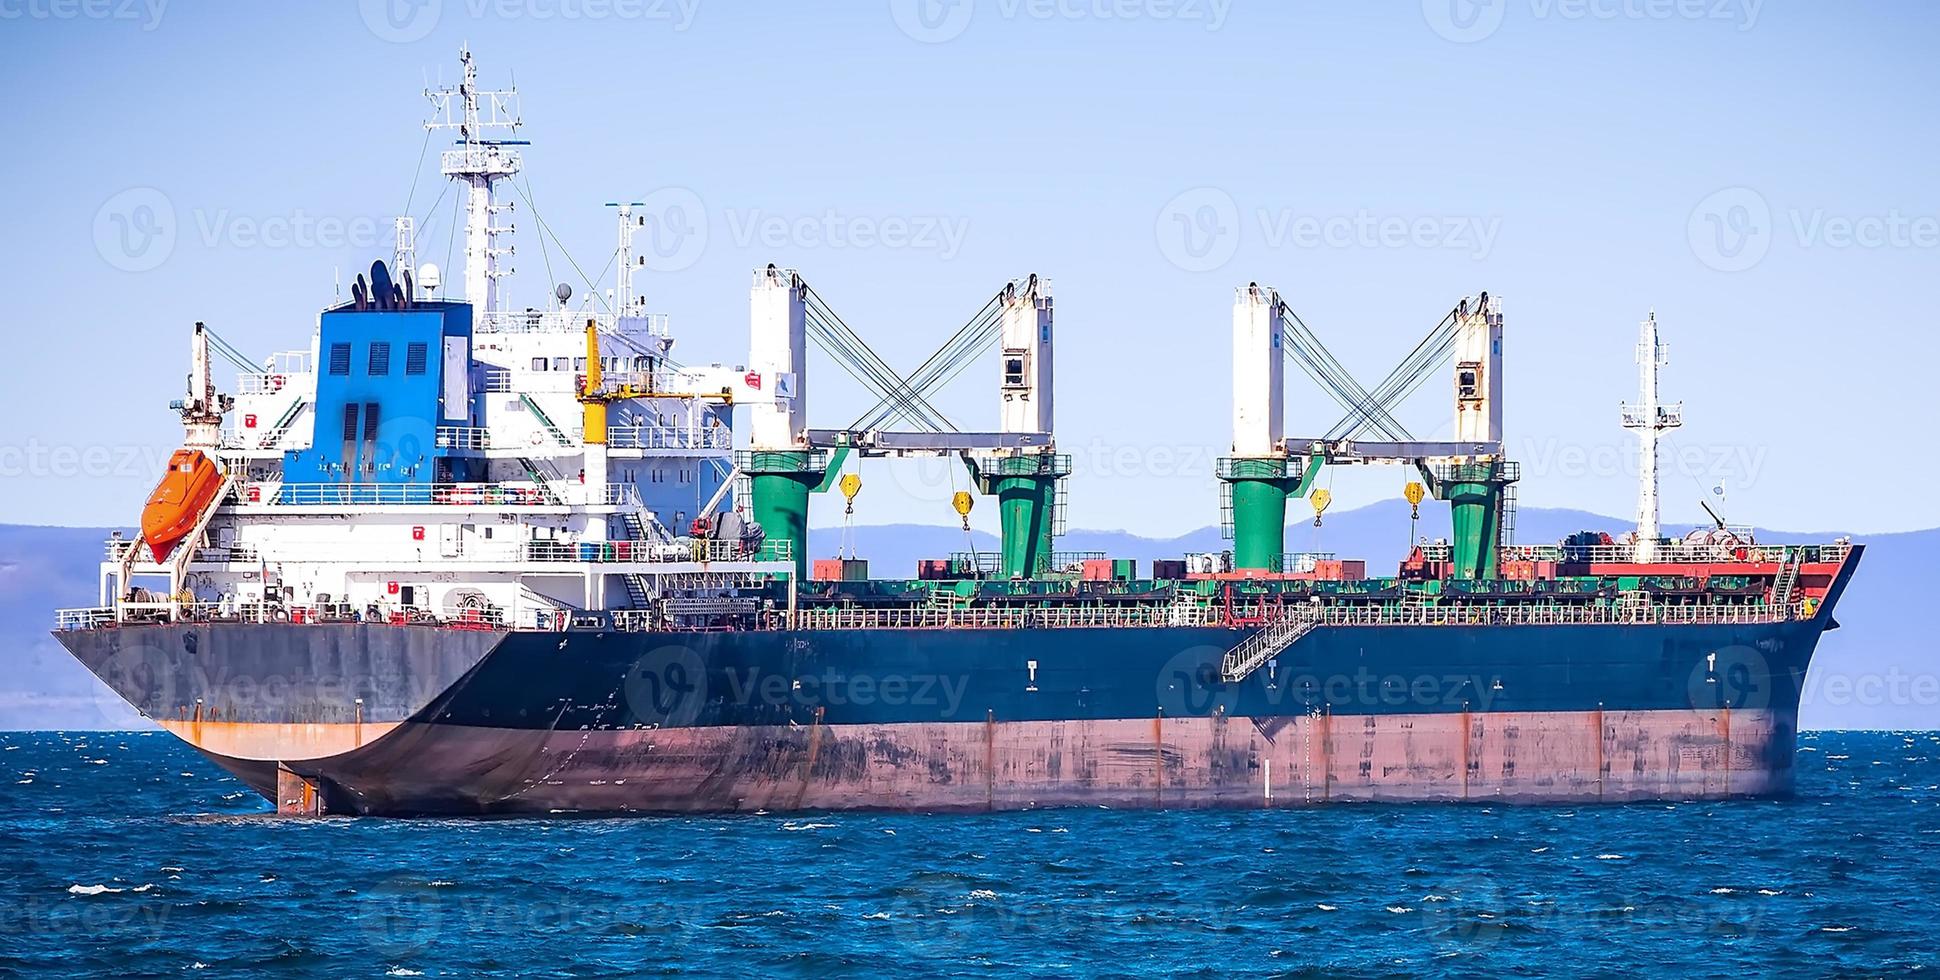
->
[2, 1, 1935, 537]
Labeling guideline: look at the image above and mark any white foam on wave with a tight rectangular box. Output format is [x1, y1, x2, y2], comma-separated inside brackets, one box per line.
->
[1315, 903, 1337, 911]
[67, 884, 122, 895]
[1386, 905, 1414, 914]
[781, 822, 835, 832]
[385, 968, 425, 977]
[1709, 887, 1735, 894]
[1595, 854, 1624, 860]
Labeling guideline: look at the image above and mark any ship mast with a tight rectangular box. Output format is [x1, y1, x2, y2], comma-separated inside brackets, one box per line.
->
[1621, 310, 1683, 561]
[178, 322, 232, 452]
[609, 201, 645, 319]
[425, 45, 521, 313]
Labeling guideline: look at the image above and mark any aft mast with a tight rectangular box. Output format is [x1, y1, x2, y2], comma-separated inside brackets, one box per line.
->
[424, 45, 522, 314]
[1621, 310, 1683, 561]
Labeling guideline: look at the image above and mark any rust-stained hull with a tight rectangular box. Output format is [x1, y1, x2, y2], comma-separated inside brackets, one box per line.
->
[55, 548, 1859, 815]
[247, 707, 1793, 814]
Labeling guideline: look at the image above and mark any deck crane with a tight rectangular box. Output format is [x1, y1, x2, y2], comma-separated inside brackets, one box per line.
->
[1219, 286, 1515, 578]
[744, 267, 1064, 578]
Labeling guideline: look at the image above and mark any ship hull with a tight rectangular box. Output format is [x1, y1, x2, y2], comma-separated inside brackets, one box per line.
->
[56, 597, 1848, 815]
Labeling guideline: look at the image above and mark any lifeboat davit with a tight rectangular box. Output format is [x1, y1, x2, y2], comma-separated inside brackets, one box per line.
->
[141, 449, 223, 563]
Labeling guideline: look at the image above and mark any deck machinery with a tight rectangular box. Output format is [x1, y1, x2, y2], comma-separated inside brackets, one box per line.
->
[51, 48, 1863, 816]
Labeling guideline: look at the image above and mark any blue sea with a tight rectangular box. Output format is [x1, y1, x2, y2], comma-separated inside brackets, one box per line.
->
[0, 731, 1935, 977]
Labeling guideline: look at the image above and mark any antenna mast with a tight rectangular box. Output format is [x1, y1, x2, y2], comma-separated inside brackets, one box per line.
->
[1621, 310, 1683, 561]
[608, 201, 646, 318]
[425, 45, 521, 313]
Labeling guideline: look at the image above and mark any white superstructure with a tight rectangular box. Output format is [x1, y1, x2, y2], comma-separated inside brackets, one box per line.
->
[92, 49, 791, 632]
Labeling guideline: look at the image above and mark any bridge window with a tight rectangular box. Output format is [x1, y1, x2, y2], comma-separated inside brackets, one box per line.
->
[406, 342, 429, 376]
[328, 343, 352, 376]
[551, 357, 571, 372]
[531, 357, 548, 371]
[368, 342, 392, 376]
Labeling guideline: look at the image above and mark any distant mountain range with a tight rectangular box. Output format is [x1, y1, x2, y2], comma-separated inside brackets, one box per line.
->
[3, 503, 1929, 730]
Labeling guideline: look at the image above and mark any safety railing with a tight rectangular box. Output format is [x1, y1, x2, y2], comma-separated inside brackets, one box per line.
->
[247, 482, 635, 508]
[607, 424, 733, 450]
[236, 372, 309, 395]
[434, 427, 494, 450]
[761, 596, 1794, 633]
[521, 538, 793, 564]
[948, 551, 1107, 576]
[440, 146, 521, 176]
[57, 601, 514, 630]
[477, 310, 670, 337]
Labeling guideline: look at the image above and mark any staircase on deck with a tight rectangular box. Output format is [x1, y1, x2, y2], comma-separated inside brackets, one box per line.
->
[1220, 612, 1319, 683]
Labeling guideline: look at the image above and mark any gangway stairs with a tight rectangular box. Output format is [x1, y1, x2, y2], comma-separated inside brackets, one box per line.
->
[1220, 612, 1319, 683]
[519, 394, 575, 447]
[517, 457, 563, 504]
[616, 511, 656, 609]
[1771, 546, 1806, 615]
[257, 399, 310, 450]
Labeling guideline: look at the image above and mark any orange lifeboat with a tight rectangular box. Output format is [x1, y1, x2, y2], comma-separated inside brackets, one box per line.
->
[141, 449, 223, 562]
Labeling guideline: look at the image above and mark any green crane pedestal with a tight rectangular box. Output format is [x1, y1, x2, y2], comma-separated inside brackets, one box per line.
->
[969, 453, 1071, 579]
[741, 450, 837, 580]
[1216, 456, 1323, 572]
[1429, 460, 1520, 580]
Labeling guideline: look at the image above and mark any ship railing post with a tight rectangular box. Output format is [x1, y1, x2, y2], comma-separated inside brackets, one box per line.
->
[787, 567, 798, 630]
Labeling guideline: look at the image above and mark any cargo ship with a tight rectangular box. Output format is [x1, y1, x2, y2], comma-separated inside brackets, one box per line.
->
[54, 50, 1860, 815]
